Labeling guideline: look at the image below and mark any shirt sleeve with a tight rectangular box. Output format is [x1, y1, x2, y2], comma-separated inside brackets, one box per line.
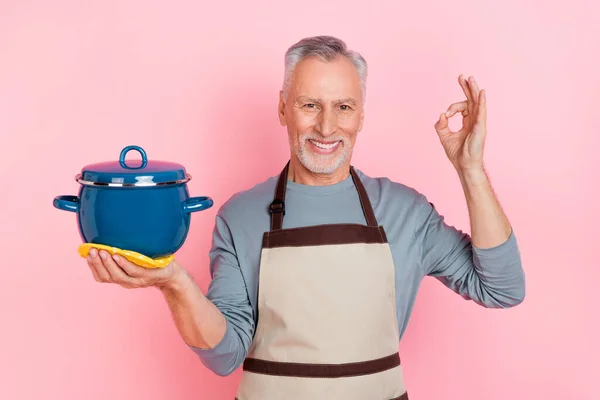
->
[188, 213, 255, 376]
[414, 195, 526, 308]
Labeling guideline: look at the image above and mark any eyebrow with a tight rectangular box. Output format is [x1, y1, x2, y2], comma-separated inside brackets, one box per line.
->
[295, 96, 357, 106]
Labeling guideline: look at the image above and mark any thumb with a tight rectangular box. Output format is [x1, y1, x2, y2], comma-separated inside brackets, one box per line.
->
[434, 112, 450, 137]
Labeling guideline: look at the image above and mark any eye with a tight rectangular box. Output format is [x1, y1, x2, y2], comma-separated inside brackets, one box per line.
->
[304, 103, 316, 108]
[339, 104, 352, 111]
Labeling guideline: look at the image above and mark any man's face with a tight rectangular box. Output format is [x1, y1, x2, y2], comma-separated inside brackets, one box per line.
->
[278, 56, 365, 175]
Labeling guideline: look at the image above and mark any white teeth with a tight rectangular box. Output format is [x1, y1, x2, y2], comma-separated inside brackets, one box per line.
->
[310, 140, 339, 149]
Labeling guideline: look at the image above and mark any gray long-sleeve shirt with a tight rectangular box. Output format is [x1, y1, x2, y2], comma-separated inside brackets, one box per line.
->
[188, 168, 526, 376]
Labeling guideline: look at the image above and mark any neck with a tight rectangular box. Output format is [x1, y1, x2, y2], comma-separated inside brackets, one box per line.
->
[287, 157, 351, 186]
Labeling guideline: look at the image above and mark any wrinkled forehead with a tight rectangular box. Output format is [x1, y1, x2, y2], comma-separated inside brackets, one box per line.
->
[288, 56, 363, 104]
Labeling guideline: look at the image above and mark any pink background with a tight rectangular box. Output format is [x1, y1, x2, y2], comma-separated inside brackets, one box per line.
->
[1, 1, 598, 399]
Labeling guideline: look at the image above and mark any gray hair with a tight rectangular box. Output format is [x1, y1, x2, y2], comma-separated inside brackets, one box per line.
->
[282, 35, 368, 102]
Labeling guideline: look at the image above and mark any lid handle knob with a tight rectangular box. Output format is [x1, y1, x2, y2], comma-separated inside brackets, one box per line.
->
[119, 145, 148, 170]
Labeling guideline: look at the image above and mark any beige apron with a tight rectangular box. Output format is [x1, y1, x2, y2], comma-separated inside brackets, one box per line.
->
[235, 162, 408, 400]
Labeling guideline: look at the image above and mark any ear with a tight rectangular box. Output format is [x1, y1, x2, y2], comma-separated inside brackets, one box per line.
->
[358, 107, 365, 132]
[278, 91, 287, 126]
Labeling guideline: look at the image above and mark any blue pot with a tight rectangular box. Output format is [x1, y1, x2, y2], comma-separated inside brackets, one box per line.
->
[53, 145, 213, 258]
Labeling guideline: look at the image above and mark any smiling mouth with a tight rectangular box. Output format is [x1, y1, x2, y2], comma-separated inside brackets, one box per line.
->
[308, 139, 341, 152]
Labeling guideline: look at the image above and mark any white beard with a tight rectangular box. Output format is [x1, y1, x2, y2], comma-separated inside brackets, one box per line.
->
[290, 133, 352, 175]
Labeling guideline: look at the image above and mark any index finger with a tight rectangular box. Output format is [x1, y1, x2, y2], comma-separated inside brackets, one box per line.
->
[112, 254, 151, 277]
[99, 250, 139, 285]
[445, 100, 468, 118]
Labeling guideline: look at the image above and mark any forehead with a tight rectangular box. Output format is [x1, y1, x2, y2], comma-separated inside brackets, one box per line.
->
[289, 56, 363, 102]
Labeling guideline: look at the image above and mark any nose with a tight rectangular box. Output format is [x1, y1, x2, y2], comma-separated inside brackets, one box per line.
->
[315, 107, 337, 137]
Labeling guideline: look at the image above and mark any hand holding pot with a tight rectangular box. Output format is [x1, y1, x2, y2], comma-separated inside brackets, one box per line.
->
[86, 248, 183, 289]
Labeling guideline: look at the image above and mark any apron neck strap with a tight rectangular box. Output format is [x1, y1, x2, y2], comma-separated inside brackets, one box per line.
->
[269, 162, 289, 231]
[269, 161, 378, 231]
[350, 166, 378, 227]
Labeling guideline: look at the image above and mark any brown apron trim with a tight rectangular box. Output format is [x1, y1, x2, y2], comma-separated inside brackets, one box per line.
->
[269, 162, 378, 231]
[263, 223, 388, 248]
[350, 166, 378, 227]
[242, 352, 400, 378]
[236, 395, 406, 400]
[269, 161, 290, 231]
[269, 162, 289, 231]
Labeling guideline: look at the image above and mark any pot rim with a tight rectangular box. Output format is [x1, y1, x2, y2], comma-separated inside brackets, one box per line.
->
[75, 173, 192, 187]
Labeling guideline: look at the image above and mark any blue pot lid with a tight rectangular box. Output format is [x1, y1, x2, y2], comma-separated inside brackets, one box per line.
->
[76, 145, 190, 187]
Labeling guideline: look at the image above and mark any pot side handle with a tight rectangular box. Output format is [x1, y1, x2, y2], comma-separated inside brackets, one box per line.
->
[53, 195, 80, 212]
[183, 196, 214, 214]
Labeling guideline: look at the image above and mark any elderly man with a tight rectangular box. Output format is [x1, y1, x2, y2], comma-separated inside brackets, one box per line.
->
[85, 36, 526, 399]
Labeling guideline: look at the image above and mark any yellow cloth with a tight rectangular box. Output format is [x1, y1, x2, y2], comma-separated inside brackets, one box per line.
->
[77, 243, 174, 269]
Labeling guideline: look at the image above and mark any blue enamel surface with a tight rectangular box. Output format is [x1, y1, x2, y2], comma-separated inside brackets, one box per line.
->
[79, 145, 187, 185]
[183, 196, 213, 213]
[53, 195, 79, 212]
[53, 145, 214, 258]
[65, 184, 213, 258]
[119, 145, 148, 169]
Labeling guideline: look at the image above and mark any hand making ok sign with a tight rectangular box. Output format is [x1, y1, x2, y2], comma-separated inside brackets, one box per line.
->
[434, 75, 487, 172]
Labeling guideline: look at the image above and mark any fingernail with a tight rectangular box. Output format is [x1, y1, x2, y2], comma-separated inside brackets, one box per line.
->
[100, 251, 108, 260]
[112, 255, 121, 263]
[90, 249, 97, 258]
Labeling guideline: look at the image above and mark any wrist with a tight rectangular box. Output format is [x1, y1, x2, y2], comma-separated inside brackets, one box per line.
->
[157, 261, 190, 294]
[457, 165, 488, 187]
